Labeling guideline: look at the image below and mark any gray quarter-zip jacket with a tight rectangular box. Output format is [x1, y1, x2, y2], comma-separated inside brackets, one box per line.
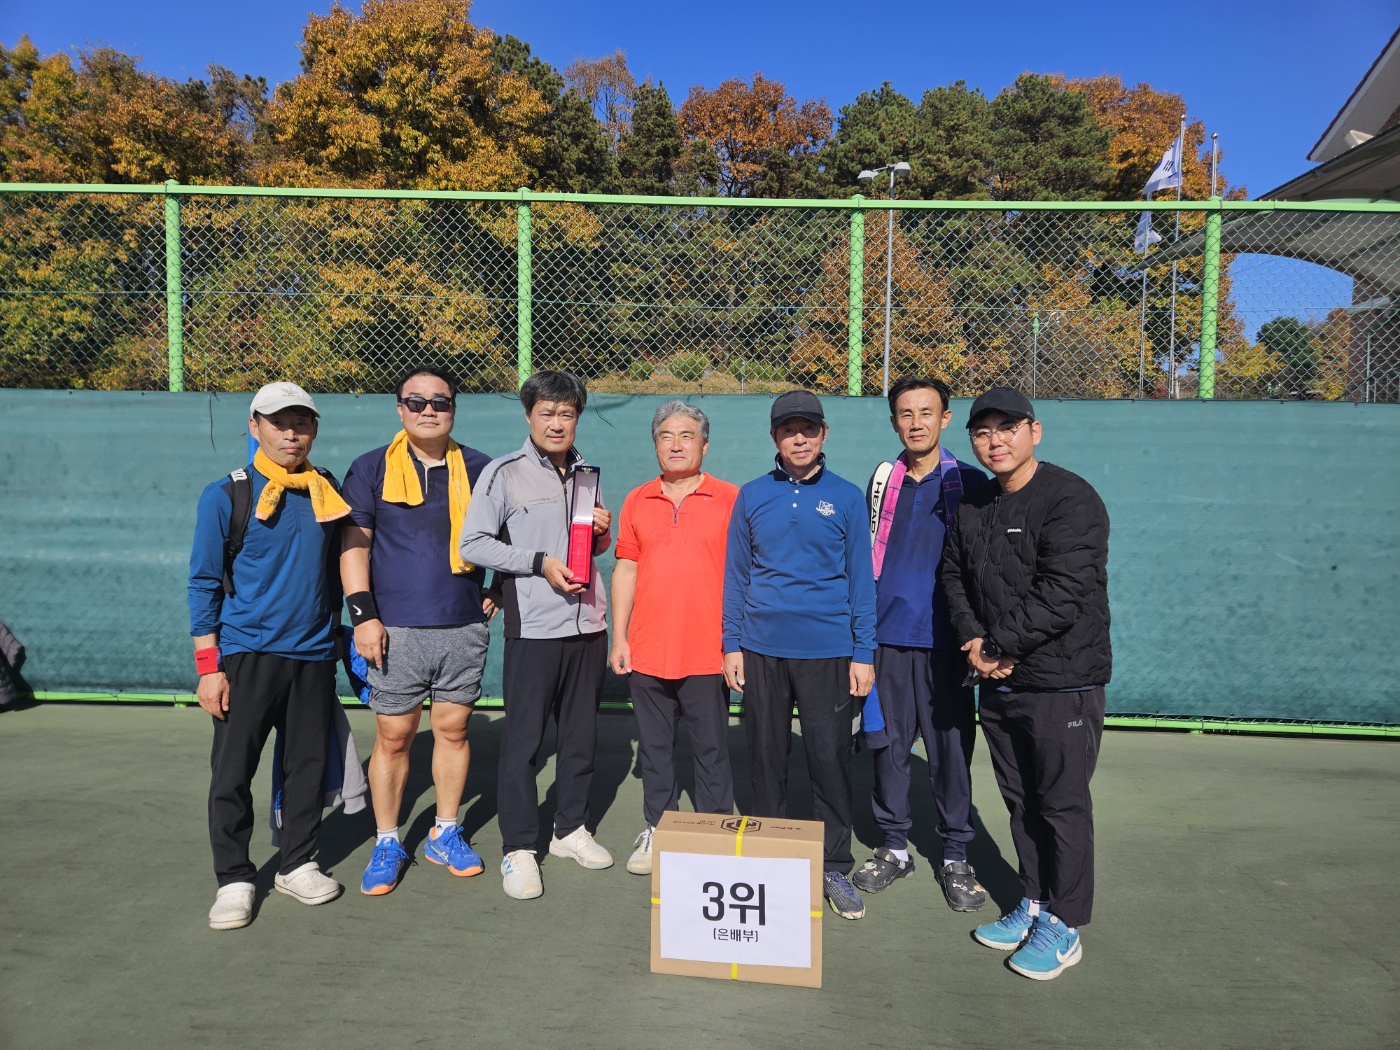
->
[458, 437, 610, 639]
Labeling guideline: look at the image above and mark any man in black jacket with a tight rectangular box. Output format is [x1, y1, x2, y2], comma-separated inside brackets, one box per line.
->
[942, 387, 1110, 981]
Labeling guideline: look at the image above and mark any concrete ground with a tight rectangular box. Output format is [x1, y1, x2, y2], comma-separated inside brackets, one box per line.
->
[1, 704, 1397, 1050]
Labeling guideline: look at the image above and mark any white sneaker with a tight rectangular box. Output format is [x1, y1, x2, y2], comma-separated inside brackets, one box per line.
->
[626, 826, 654, 876]
[208, 882, 255, 930]
[549, 826, 614, 869]
[273, 862, 343, 905]
[501, 849, 543, 899]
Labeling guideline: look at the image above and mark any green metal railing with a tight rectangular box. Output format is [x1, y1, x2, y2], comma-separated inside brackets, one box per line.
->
[2, 182, 1399, 401]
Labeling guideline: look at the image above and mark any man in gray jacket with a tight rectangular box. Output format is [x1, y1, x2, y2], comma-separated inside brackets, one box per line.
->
[458, 370, 613, 900]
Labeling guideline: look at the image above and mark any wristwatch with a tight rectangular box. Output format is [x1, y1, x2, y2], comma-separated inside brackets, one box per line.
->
[980, 638, 1002, 661]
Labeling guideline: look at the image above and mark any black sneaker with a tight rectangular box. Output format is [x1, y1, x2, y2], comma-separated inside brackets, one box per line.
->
[822, 870, 866, 920]
[851, 847, 916, 893]
[935, 860, 987, 912]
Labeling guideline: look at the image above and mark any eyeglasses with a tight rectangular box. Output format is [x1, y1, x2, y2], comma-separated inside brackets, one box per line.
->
[398, 396, 455, 414]
[969, 419, 1029, 444]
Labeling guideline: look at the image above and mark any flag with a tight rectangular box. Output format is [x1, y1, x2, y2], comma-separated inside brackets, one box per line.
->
[1134, 211, 1162, 254]
[1144, 139, 1182, 197]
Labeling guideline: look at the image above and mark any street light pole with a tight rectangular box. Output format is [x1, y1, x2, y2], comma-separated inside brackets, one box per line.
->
[858, 162, 910, 397]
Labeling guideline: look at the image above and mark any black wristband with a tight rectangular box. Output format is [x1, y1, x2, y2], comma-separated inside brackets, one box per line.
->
[532, 551, 547, 576]
[346, 591, 381, 626]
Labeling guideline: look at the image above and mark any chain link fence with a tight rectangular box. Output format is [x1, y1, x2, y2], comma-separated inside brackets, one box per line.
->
[1, 186, 1397, 401]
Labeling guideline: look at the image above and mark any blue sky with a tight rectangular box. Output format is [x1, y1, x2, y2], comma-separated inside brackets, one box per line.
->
[3, 0, 1395, 197]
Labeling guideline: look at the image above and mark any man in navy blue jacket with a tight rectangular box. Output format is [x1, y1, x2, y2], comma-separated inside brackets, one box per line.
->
[722, 390, 877, 920]
[853, 376, 989, 913]
[189, 382, 350, 931]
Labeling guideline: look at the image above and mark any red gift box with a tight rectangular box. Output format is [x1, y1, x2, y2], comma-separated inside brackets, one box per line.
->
[566, 465, 601, 586]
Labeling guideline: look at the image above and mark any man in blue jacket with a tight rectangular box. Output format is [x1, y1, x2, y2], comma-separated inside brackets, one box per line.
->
[854, 376, 989, 912]
[189, 382, 350, 931]
[722, 390, 877, 920]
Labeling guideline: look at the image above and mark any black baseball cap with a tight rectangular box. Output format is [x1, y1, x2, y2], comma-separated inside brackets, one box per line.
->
[770, 389, 826, 429]
[967, 387, 1035, 428]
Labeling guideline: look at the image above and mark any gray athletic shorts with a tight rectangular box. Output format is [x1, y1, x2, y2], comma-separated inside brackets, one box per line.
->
[366, 623, 490, 716]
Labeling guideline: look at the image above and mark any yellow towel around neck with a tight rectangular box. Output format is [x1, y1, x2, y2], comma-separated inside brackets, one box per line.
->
[381, 430, 475, 574]
[253, 448, 352, 523]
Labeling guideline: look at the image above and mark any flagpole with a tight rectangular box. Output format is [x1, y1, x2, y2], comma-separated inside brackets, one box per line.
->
[1138, 264, 1149, 398]
[1211, 132, 1219, 197]
[1167, 113, 1185, 398]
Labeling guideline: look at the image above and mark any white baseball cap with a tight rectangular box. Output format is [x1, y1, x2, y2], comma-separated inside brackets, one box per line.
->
[249, 382, 318, 418]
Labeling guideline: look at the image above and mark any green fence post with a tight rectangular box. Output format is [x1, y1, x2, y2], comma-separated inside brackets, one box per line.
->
[847, 198, 866, 397]
[517, 188, 533, 390]
[1198, 195, 1221, 399]
[163, 179, 184, 392]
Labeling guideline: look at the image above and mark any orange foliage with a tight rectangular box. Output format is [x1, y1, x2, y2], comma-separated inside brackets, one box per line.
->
[678, 73, 830, 196]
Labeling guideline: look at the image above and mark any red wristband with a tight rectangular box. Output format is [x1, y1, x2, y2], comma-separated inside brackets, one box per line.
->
[195, 646, 222, 676]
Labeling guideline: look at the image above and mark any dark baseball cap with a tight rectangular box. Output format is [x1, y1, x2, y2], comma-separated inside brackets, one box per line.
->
[967, 387, 1035, 428]
[770, 389, 826, 429]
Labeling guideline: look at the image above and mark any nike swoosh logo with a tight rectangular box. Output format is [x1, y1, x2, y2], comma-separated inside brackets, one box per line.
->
[1057, 946, 1076, 962]
[351, 604, 362, 616]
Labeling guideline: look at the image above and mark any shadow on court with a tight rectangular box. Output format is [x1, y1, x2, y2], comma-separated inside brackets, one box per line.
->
[2, 703, 1397, 1050]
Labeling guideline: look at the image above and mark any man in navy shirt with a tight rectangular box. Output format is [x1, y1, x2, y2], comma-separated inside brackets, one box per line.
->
[722, 390, 877, 920]
[853, 376, 989, 913]
[339, 365, 497, 896]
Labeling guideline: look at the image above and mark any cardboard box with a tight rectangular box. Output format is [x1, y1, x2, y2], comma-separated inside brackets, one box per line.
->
[650, 811, 824, 988]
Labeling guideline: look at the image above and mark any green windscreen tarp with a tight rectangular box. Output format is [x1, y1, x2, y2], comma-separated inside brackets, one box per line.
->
[0, 390, 1395, 722]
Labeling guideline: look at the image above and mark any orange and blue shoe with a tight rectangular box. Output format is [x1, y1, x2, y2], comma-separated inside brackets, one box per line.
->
[425, 824, 484, 876]
[360, 838, 410, 896]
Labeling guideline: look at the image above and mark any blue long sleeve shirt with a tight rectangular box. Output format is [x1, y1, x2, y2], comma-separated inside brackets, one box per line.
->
[188, 466, 341, 660]
[722, 456, 877, 663]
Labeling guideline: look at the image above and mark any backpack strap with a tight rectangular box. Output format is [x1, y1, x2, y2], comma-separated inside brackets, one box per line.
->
[222, 468, 253, 597]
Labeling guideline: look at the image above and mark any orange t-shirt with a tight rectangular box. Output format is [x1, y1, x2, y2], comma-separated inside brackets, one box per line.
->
[614, 473, 739, 679]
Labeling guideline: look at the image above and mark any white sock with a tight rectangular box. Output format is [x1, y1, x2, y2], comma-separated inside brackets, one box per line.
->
[942, 859, 960, 870]
[1028, 899, 1047, 917]
[888, 847, 910, 863]
[434, 816, 457, 834]
[376, 827, 400, 844]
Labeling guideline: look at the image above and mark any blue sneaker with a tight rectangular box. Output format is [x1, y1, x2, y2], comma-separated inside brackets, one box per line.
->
[424, 824, 484, 877]
[822, 870, 866, 920]
[1008, 914, 1082, 980]
[974, 897, 1036, 950]
[360, 838, 410, 896]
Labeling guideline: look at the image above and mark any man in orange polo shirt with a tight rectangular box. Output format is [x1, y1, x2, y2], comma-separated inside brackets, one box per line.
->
[610, 400, 739, 875]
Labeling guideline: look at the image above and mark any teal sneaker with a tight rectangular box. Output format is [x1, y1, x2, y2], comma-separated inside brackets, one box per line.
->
[973, 897, 1036, 950]
[1008, 914, 1082, 980]
[424, 824, 484, 877]
[360, 839, 410, 896]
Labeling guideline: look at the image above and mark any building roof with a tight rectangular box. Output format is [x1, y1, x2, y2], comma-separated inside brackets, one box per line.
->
[1310, 26, 1400, 163]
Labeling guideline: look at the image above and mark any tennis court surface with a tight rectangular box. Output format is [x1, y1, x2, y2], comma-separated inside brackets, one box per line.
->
[2, 704, 1396, 1050]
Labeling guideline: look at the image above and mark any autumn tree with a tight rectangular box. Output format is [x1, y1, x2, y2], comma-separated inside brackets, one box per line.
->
[491, 34, 613, 193]
[1063, 74, 1242, 201]
[678, 74, 831, 197]
[565, 51, 635, 143]
[0, 36, 266, 184]
[267, 0, 545, 190]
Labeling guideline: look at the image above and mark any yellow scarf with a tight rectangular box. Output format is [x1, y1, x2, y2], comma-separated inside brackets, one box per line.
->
[382, 431, 474, 574]
[254, 448, 352, 523]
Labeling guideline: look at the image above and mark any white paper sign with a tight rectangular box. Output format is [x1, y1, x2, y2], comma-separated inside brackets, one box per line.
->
[658, 852, 812, 968]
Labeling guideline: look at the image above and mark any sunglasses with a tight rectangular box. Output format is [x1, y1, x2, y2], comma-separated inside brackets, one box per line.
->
[398, 396, 455, 414]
